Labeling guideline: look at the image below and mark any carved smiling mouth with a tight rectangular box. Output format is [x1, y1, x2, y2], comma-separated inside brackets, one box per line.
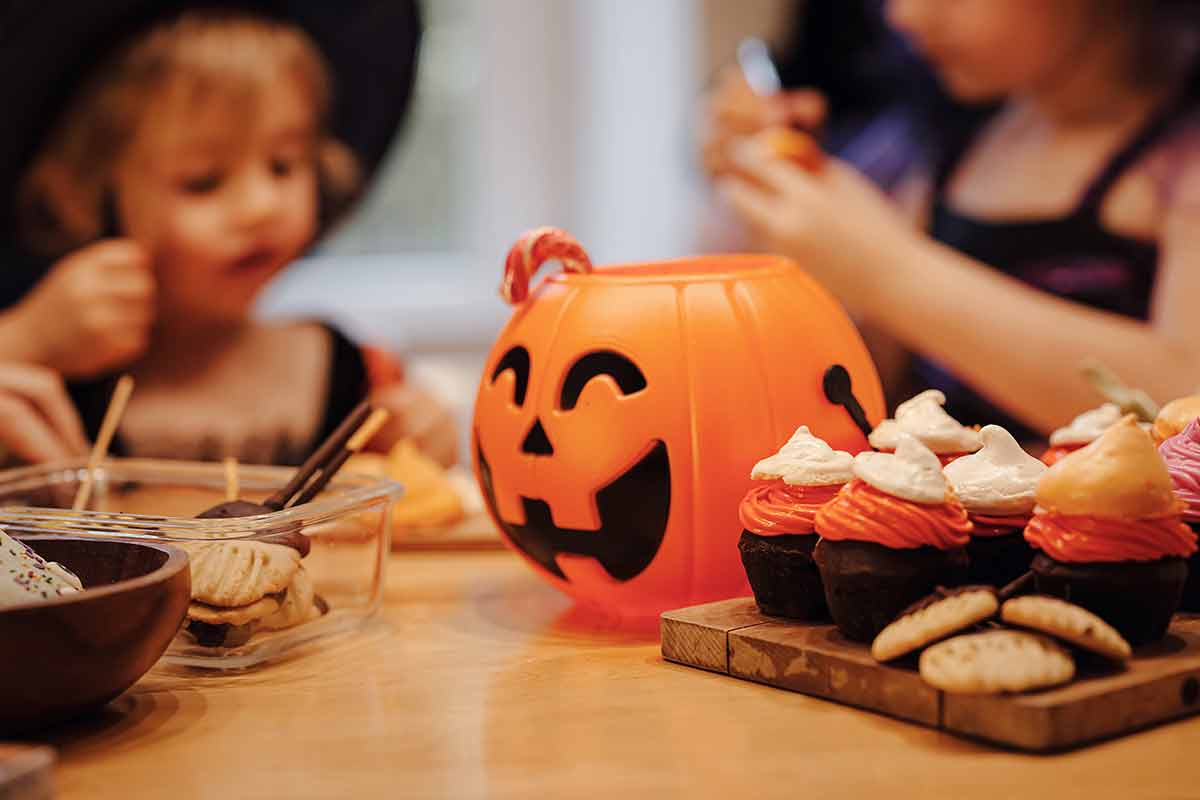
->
[476, 439, 670, 582]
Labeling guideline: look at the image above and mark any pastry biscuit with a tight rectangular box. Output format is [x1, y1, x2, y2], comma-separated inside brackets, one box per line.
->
[345, 440, 464, 530]
[187, 595, 282, 627]
[871, 586, 998, 662]
[183, 540, 301, 607]
[1001, 595, 1132, 661]
[919, 630, 1075, 694]
[261, 566, 322, 630]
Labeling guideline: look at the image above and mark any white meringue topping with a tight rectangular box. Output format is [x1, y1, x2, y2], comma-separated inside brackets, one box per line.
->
[853, 433, 949, 504]
[943, 425, 1046, 515]
[867, 390, 982, 454]
[750, 426, 854, 486]
[1048, 403, 1126, 446]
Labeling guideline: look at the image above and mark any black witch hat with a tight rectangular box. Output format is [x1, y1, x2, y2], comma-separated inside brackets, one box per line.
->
[0, 0, 422, 239]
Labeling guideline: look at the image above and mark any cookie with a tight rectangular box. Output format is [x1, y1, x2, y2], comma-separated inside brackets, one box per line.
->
[1000, 595, 1132, 661]
[186, 619, 253, 647]
[187, 595, 281, 627]
[871, 586, 998, 662]
[184, 540, 301, 607]
[919, 630, 1075, 694]
[261, 566, 322, 631]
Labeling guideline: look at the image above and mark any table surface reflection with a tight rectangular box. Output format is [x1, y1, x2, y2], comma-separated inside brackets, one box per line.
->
[37, 551, 1200, 799]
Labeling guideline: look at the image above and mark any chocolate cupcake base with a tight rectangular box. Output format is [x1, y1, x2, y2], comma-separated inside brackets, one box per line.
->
[1030, 554, 1188, 645]
[813, 538, 969, 642]
[738, 531, 826, 620]
[1183, 522, 1200, 612]
[966, 530, 1034, 589]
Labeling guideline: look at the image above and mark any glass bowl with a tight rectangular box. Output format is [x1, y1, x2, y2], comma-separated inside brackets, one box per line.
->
[0, 458, 400, 669]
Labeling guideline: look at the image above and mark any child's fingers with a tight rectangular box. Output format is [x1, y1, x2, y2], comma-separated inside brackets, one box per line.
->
[81, 239, 152, 272]
[771, 89, 828, 130]
[717, 176, 786, 237]
[728, 137, 819, 196]
[0, 391, 77, 463]
[0, 364, 88, 456]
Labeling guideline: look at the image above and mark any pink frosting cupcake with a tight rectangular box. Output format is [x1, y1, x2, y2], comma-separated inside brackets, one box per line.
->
[1160, 419, 1200, 609]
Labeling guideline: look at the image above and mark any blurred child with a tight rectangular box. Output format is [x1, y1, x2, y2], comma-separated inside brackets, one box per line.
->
[710, 0, 1200, 436]
[0, 5, 457, 465]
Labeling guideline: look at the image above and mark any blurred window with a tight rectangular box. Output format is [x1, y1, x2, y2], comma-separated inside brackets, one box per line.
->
[262, 0, 704, 351]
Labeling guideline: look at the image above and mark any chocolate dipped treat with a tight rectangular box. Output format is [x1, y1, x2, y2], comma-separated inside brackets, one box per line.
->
[814, 433, 971, 642]
[0, 527, 81, 606]
[944, 425, 1046, 588]
[737, 426, 853, 619]
[1027, 416, 1196, 645]
[868, 390, 981, 465]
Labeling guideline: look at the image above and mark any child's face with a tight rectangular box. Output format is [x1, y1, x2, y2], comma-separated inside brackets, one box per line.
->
[114, 74, 320, 324]
[885, 0, 1101, 101]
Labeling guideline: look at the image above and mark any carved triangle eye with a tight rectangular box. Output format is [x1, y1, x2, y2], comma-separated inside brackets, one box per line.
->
[559, 351, 646, 411]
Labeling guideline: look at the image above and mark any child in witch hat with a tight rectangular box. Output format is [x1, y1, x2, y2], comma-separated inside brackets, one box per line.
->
[0, 0, 458, 466]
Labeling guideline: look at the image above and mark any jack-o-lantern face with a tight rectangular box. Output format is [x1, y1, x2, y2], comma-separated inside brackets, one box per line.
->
[477, 347, 669, 582]
[474, 230, 884, 616]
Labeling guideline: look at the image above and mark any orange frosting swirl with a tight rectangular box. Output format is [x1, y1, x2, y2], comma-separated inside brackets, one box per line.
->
[970, 513, 1030, 538]
[738, 482, 842, 536]
[1024, 511, 1197, 563]
[814, 479, 972, 549]
[1041, 445, 1082, 466]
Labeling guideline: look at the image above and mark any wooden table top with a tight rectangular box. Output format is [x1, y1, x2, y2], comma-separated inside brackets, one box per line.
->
[28, 551, 1200, 799]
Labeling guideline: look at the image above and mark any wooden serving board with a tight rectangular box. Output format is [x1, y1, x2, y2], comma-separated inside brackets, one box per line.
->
[661, 598, 1200, 752]
[0, 744, 54, 799]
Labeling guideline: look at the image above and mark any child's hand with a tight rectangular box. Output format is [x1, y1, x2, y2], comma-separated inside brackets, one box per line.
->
[15, 240, 156, 378]
[369, 382, 460, 468]
[0, 362, 88, 463]
[718, 138, 913, 306]
[701, 66, 827, 177]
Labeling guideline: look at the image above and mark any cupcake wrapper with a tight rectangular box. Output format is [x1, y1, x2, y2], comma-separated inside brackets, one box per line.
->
[1180, 522, 1200, 612]
[738, 531, 827, 620]
[1030, 554, 1187, 645]
[813, 538, 968, 642]
[966, 530, 1034, 589]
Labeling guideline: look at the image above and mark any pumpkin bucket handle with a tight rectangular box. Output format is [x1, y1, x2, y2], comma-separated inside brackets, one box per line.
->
[500, 227, 593, 305]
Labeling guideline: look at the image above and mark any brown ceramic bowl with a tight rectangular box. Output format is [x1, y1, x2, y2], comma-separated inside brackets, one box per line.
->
[0, 536, 190, 733]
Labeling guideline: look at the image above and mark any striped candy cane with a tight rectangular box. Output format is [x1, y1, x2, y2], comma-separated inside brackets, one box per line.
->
[500, 227, 593, 305]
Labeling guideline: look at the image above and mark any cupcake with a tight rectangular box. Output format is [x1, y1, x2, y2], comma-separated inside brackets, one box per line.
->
[1026, 415, 1197, 645]
[737, 426, 853, 619]
[943, 425, 1046, 588]
[814, 433, 972, 641]
[868, 390, 981, 465]
[1153, 394, 1200, 446]
[1043, 403, 1130, 465]
[1159, 418, 1200, 609]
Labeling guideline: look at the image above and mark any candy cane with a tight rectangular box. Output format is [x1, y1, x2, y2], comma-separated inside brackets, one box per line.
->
[500, 227, 593, 305]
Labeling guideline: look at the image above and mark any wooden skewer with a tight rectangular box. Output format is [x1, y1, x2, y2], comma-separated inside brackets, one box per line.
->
[223, 456, 239, 502]
[72, 375, 134, 511]
[291, 408, 391, 507]
[262, 401, 371, 511]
